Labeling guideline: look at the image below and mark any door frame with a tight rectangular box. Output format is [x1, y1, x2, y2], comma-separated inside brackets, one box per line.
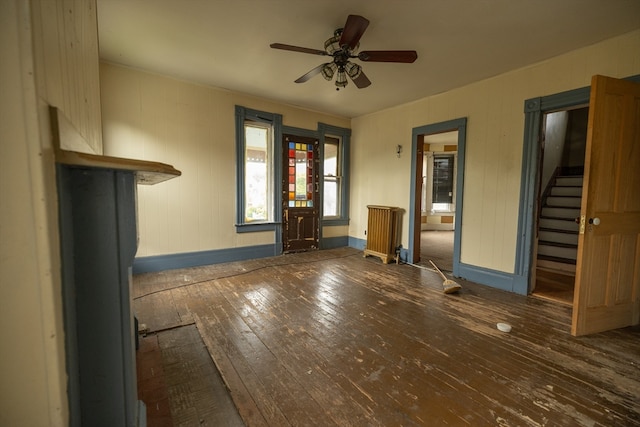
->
[408, 117, 467, 276]
[516, 74, 640, 295]
[281, 133, 320, 252]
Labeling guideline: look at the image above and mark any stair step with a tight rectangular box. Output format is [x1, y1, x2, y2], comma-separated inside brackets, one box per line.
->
[537, 258, 577, 273]
[536, 267, 575, 289]
[539, 230, 579, 245]
[550, 186, 583, 197]
[539, 218, 579, 232]
[555, 176, 583, 187]
[546, 196, 582, 208]
[541, 207, 581, 219]
[538, 244, 578, 260]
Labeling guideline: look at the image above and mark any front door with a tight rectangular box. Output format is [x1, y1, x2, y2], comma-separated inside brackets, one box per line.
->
[571, 75, 640, 336]
[282, 134, 320, 252]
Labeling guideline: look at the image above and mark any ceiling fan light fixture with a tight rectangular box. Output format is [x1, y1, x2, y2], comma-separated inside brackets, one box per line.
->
[324, 34, 341, 55]
[345, 62, 362, 79]
[321, 63, 337, 81]
[335, 69, 348, 88]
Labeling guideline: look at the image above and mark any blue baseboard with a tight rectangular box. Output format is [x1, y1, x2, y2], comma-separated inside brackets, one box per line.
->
[134, 236, 352, 274]
[133, 244, 278, 274]
[134, 236, 528, 295]
[349, 236, 366, 251]
[457, 262, 526, 295]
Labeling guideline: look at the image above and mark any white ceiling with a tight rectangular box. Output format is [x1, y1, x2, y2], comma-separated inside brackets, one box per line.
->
[97, 0, 640, 118]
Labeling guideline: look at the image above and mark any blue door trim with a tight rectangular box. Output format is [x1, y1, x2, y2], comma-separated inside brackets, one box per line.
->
[409, 118, 467, 276]
[515, 74, 640, 295]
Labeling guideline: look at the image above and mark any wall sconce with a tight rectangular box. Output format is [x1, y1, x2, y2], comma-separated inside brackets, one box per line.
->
[396, 144, 403, 158]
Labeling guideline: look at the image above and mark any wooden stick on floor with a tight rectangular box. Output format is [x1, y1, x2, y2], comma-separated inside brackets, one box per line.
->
[429, 260, 462, 294]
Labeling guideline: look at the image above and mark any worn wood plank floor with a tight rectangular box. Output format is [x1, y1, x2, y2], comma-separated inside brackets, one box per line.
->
[134, 247, 640, 426]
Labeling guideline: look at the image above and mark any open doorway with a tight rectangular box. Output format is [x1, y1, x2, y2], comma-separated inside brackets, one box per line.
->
[417, 131, 458, 271]
[409, 118, 466, 275]
[532, 106, 588, 305]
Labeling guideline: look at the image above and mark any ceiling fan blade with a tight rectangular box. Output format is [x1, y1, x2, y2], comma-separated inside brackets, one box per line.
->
[270, 43, 328, 56]
[294, 64, 325, 83]
[350, 69, 371, 89]
[339, 15, 369, 50]
[358, 50, 418, 63]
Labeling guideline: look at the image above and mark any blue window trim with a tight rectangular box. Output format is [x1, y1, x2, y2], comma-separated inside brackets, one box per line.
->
[318, 123, 351, 226]
[235, 105, 282, 233]
[234, 109, 350, 234]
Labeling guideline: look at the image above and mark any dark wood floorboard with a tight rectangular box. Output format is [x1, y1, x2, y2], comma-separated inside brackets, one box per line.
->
[137, 334, 173, 427]
[137, 325, 245, 427]
[134, 247, 640, 426]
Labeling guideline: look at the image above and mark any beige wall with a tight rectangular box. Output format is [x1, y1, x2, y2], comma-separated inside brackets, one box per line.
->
[101, 30, 640, 269]
[350, 29, 640, 273]
[100, 63, 350, 257]
[1, 0, 102, 425]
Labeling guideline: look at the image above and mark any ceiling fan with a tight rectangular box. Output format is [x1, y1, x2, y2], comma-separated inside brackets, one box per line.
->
[270, 15, 418, 90]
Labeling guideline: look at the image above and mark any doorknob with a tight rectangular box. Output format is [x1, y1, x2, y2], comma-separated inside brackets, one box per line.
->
[588, 217, 601, 225]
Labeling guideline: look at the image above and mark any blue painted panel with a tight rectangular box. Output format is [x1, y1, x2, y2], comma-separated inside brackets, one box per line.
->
[320, 236, 349, 249]
[57, 165, 139, 426]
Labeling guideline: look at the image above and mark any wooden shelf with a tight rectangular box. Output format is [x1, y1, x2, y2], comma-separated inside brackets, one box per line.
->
[55, 149, 181, 185]
[50, 106, 181, 185]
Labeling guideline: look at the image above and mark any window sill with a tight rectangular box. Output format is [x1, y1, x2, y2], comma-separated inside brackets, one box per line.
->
[322, 218, 349, 226]
[236, 222, 279, 233]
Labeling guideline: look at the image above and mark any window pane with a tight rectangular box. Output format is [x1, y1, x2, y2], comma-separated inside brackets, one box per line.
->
[295, 149, 308, 198]
[323, 179, 338, 216]
[323, 137, 340, 217]
[324, 141, 338, 176]
[433, 155, 453, 204]
[245, 124, 269, 222]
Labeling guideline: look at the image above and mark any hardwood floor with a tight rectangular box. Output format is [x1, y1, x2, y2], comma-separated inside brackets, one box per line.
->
[134, 247, 640, 426]
[419, 230, 453, 272]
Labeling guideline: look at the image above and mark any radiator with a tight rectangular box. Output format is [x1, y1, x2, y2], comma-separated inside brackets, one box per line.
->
[364, 205, 400, 264]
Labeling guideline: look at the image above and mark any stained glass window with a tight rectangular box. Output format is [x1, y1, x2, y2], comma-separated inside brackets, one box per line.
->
[287, 142, 314, 208]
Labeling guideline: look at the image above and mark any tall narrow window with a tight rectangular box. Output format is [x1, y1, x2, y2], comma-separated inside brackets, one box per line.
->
[323, 136, 340, 217]
[319, 124, 350, 225]
[244, 121, 272, 222]
[432, 154, 454, 211]
[236, 106, 282, 231]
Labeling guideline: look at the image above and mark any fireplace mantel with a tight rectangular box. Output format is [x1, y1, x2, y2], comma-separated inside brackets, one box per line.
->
[50, 106, 181, 185]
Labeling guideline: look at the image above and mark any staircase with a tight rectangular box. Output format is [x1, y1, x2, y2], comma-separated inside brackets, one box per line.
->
[537, 175, 582, 273]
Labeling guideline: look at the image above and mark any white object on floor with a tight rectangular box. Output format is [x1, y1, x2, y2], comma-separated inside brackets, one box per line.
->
[497, 323, 512, 333]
